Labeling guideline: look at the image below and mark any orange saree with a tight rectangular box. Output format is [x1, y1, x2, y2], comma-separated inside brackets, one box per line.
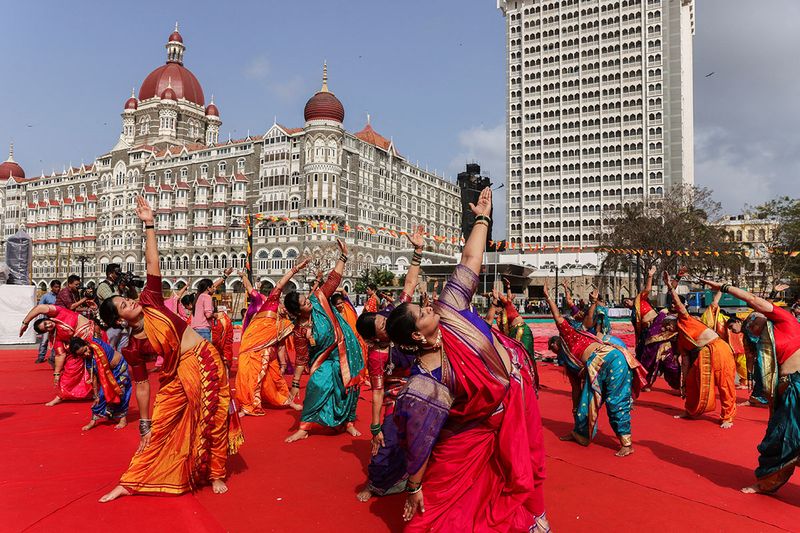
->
[117, 275, 236, 496]
[235, 289, 293, 415]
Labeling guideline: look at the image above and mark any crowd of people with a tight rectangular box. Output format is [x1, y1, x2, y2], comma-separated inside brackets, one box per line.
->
[18, 189, 800, 531]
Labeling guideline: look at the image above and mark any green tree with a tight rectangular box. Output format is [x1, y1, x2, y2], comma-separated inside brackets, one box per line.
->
[600, 185, 746, 283]
[752, 196, 800, 288]
[354, 268, 396, 293]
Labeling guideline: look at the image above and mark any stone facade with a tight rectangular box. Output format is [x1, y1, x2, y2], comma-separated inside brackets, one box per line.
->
[6, 28, 461, 293]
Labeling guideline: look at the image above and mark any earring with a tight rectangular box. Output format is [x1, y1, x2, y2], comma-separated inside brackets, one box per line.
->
[119, 320, 128, 329]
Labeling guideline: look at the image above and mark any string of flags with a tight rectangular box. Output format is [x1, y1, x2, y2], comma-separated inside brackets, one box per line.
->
[249, 215, 800, 257]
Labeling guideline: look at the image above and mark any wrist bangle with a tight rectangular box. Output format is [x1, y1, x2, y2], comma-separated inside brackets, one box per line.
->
[144, 224, 155, 230]
[473, 219, 489, 228]
[339, 254, 348, 263]
[406, 483, 423, 494]
[370, 423, 382, 436]
[475, 214, 491, 223]
[139, 418, 152, 437]
[721, 284, 730, 294]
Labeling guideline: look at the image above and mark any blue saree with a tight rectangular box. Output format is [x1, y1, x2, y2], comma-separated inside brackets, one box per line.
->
[86, 338, 131, 420]
[299, 292, 364, 430]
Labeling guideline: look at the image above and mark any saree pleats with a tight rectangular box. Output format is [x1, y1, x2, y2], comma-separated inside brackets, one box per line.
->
[636, 312, 680, 389]
[684, 338, 736, 422]
[235, 311, 290, 415]
[119, 341, 230, 495]
[754, 372, 800, 492]
[573, 346, 632, 446]
[58, 355, 93, 400]
[299, 294, 364, 430]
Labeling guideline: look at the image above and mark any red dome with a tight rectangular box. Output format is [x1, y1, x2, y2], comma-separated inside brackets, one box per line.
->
[139, 63, 204, 106]
[205, 102, 219, 116]
[168, 30, 183, 43]
[160, 86, 177, 100]
[304, 91, 344, 123]
[0, 159, 24, 181]
[124, 96, 138, 110]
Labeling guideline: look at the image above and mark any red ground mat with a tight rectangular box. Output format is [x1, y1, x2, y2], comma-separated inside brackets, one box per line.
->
[1, 324, 798, 532]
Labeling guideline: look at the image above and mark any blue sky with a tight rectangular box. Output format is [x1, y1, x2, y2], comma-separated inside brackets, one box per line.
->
[2, 1, 794, 239]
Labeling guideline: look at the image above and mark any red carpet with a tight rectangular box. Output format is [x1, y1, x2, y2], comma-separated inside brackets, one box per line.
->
[2, 325, 798, 532]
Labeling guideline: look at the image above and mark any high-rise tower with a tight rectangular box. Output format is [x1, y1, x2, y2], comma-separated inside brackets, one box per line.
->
[498, 0, 695, 249]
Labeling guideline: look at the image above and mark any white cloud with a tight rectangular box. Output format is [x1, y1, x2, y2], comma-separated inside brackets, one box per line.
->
[244, 56, 271, 80]
[447, 124, 508, 238]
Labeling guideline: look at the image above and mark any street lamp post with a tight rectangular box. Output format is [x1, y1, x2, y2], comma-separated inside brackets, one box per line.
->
[77, 255, 89, 283]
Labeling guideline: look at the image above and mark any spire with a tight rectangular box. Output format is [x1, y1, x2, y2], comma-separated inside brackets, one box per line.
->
[210, 93, 215, 103]
[175, 21, 179, 32]
[366, 113, 371, 126]
[321, 61, 329, 92]
[7, 142, 14, 163]
[131, 87, 135, 98]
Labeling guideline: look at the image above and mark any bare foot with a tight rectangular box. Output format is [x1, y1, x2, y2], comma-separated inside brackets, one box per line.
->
[738, 400, 752, 407]
[740, 484, 769, 494]
[616, 445, 634, 457]
[673, 413, 688, 419]
[114, 417, 128, 430]
[287, 401, 303, 411]
[99, 485, 130, 503]
[720, 421, 734, 429]
[642, 387, 651, 392]
[356, 487, 374, 502]
[82, 419, 99, 431]
[238, 410, 246, 418]
[346, 424, 361, 437]
[211, 479, 228, 494]
[558, 433, 576, 442]
[285, 429, 309, 443]
[736, 384, 748, 390]
[45, 396, 62, 407]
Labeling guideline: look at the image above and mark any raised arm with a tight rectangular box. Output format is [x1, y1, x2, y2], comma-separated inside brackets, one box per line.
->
[711, 289, 722, 308]
[135, 195, 160, 277]
[563, 284, 575, 309]
[543, 280, 564, 325]
[503, 277, 514, 302]
[485, 289, 500, 325]
[20, 304, 58, 335]
[698, 278, 774, 315]
[320, 240, 348, 298]
[664, 271, 688, 316]
[460, 187, 492, 276]
[211, 267, 234, 292]
[276, 257, 310, 293]
[239, 269, 254, 295]
[583, 289, 599, 329]
[402, 226, 426, 299]
[643, 265, 656, 296]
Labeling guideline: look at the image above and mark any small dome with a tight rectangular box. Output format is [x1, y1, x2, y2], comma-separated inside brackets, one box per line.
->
[205, 102, 219, 117]
[303, 62, 344, 123]
[0, 144, 25, 181]
[124, 90, 138, 110]
[168, 30, 183, 43]
[160, 86, 177, 101]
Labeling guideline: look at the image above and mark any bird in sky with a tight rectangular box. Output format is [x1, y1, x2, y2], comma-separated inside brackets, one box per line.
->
[705, 72, 715, 77]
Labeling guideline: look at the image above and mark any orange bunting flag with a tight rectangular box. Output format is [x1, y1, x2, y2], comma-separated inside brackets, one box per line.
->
[343, 224, 351, 232]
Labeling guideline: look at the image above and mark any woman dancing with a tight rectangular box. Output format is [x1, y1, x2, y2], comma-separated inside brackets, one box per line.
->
[235, 257, 309, 416]
[697, 279, 800, 493]
[354, 227, 425, 502]
[284, 239, 365, 443]
[386, 188, 548, 532]
[20, 305, 96, 405]
[664, 272, 736, 429]
[622, 266, 680, 391]
[68, 336, 132, 431]
[97, 196, 237, 501]
[544, 281, 643, 456]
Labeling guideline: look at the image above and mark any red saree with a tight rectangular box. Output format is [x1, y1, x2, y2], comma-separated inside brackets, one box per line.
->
[398, 265, 546, 532]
